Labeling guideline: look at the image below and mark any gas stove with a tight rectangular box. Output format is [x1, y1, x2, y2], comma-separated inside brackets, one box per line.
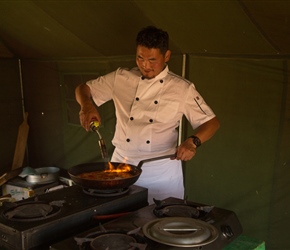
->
[50, 197, 243, 249]
[0, 184, 148, 250]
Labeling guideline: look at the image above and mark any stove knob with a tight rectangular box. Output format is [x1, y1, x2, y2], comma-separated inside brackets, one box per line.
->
[221, 225, 234, 239]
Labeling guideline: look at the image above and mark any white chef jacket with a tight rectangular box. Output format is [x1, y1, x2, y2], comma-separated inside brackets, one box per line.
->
[87, 65, 216, 204]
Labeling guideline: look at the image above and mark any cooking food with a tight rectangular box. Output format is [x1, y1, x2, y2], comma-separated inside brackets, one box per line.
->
[77, 170, 134, 180]
[76, 162, 134, 181]
[68, 154, 175, 189]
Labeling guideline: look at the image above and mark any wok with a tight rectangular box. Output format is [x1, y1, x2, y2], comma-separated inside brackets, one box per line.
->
[68, 154, 176, 190]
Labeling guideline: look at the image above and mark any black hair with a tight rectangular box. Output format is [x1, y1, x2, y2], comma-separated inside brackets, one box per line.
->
[136, 26, 169, 55]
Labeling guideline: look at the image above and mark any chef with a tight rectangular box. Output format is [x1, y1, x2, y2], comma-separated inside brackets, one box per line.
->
[75, 26, 220, 204]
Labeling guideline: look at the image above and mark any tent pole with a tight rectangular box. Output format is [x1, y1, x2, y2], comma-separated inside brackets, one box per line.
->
[178, 54, 187, 146]
[18, 59, 29, 165]
[18, 59, 26, 119]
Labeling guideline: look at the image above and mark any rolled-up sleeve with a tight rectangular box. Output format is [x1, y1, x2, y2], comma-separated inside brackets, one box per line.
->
[86, 70, 117, 106]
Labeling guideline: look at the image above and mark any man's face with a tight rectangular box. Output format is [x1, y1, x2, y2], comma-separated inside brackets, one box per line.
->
[136, 45, 171, 79]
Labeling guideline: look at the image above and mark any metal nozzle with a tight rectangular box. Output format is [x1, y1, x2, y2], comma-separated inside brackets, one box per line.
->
[98, 139, 109, 161]
[89, 120, 109, 161]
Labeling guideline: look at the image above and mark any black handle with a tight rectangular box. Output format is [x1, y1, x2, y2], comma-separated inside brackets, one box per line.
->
[137, 153, 176, 168]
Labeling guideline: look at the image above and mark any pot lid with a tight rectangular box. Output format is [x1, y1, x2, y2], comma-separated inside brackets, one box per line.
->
[142, 217, 219, 247]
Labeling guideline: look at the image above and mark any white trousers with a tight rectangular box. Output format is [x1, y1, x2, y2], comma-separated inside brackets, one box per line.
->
[111, 149, 184, 205]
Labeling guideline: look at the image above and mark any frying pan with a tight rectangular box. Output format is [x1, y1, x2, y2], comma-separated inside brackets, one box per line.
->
[68, 154, 176, 190]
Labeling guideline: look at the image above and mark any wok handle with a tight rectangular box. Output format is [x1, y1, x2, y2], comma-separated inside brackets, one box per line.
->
[137, 153, 176, 168]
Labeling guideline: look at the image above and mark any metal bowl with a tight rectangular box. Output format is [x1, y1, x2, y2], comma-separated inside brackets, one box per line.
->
[26, 167, 59, 184]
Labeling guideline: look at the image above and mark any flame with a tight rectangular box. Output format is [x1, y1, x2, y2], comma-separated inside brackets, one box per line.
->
[105, 162, 132, 173]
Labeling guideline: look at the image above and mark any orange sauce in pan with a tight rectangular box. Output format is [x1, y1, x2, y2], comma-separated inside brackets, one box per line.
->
[77, 171, 134, 180]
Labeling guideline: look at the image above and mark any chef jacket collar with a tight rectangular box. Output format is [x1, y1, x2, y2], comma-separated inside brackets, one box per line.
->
[141, 64, 169, 81]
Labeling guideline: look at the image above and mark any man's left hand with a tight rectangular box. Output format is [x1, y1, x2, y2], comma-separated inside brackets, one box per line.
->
[175, 138, 196, 161]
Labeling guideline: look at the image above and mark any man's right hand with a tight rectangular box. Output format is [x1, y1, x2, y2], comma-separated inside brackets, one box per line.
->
[79, 105, 101, 131]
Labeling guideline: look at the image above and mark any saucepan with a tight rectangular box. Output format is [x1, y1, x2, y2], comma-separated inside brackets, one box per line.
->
[25, 166, 60, 184]
[68, 154, 176, 190]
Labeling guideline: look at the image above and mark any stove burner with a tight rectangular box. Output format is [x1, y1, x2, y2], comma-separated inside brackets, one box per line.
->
[83, 187, 129, 197]
[154, 205, 200, 218]
[75, 228, 147, 250]
[153, 198, 214, 220]
[3, 201, 64, 222]
[90, 233, 136, 250]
